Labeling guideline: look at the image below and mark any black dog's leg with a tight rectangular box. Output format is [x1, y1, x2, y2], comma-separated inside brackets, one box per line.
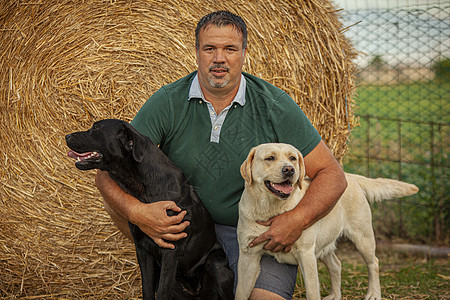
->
[130, 223, 158, 300]
[200, 247, 234, 300]
[136, 246, 158, 300]
[155, 250, 179, 300]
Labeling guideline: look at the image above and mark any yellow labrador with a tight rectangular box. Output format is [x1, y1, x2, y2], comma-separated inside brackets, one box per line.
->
[235, 143, 419, 300]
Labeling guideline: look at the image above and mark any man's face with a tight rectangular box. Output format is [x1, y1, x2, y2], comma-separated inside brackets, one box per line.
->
[196, 24, 246, 95]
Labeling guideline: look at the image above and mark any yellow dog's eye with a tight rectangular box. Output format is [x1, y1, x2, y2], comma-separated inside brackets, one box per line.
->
[265, 156, 275, 161]
[290, 156, 297, 161]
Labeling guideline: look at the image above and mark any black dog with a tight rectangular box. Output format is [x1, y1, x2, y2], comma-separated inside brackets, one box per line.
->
[66, 119, 234, 300]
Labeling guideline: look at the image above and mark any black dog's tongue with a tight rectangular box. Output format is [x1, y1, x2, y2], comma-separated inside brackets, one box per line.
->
[67, 150, 94, 160]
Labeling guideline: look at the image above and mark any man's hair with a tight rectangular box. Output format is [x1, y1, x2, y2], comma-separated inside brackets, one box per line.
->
[195, 11, 247, 50]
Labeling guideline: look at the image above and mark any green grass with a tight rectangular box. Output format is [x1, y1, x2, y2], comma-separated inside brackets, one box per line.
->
[293, 246, 450, 299]
[353, 81, 450, 123]
[348, 82, 449, 166]
[344, 81, 449, 243]
[349, 81, 449, 166]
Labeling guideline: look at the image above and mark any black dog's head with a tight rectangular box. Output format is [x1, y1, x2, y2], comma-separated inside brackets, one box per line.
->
[65, 119, 148, 171]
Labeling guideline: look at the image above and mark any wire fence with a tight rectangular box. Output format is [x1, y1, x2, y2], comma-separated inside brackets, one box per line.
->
[336, 0, 449, 244]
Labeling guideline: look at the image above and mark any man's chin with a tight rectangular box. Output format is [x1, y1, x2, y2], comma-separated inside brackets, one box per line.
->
[208, 76, 229, 88]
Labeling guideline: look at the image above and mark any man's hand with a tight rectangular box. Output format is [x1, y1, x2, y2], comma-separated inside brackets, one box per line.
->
[95, 170, 190, 250]
[129, 201, 190, 249]
[249, 209, 304, 253]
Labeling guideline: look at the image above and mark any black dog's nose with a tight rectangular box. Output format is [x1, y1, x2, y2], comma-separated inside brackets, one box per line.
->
[65, 134, 72, 142]
[282, 165, 295, 177]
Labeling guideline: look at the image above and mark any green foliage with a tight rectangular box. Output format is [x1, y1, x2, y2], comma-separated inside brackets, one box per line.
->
[368, 55, 387, 69]
[433, 58, 450, 82]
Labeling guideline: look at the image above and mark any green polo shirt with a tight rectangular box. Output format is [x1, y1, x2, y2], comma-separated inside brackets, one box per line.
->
[131, 71, 321, 226]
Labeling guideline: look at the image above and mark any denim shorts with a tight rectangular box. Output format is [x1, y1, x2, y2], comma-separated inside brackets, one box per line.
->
[214, 224, 298, 300]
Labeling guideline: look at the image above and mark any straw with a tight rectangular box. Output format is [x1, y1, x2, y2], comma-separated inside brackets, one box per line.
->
[0, 0, 358, 297]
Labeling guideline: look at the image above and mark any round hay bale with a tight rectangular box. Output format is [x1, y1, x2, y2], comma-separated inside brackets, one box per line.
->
[0, 0, 358, 297]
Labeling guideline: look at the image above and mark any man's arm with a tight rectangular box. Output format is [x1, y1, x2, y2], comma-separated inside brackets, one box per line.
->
[249, 140, 347, 253]
[95, 170, 190, 249]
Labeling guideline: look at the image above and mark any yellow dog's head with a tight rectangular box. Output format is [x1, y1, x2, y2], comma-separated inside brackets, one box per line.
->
[240, 143, 306, 199]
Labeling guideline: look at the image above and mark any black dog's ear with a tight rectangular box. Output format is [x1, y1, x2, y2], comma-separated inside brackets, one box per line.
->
[121, 123, 147, 162]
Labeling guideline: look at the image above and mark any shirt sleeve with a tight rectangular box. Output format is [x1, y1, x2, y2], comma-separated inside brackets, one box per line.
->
[130, 87, 171, 146]
[269, 92, 322, 157]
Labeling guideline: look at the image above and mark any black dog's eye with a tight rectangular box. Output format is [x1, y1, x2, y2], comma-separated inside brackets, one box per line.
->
[265, 156, 275, 161]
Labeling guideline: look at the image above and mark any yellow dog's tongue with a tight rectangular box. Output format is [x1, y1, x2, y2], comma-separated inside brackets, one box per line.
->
[273, 182, 294, 194]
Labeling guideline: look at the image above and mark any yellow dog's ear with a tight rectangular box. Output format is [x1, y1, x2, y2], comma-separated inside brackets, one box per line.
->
[296, 149, 306, 190]
[240, 147, 256, 185]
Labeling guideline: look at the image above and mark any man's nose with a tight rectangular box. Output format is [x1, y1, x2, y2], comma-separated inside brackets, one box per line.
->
[213, 49, 226, 63]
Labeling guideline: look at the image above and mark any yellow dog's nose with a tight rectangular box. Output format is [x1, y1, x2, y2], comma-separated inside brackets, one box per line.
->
[282, 165, 295, 177]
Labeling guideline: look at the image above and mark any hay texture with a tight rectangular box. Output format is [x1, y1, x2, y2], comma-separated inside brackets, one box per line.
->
[0, 0, 357, 298]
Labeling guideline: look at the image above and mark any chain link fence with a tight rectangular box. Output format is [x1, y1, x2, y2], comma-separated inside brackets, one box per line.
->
[335, 0, 449, 244]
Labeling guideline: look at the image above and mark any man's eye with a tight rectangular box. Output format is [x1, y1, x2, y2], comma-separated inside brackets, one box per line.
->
[265, 156, 275, 161]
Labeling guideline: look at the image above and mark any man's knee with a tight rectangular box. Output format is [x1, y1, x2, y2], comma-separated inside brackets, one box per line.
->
[249, 288, 286, 300]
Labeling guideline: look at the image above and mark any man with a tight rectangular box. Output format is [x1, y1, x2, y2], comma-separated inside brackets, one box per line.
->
[95, 11, 347, 300]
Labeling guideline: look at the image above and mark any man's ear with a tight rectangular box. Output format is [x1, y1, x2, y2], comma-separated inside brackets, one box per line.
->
[240, 147, 256, 185]
[296, 149, 306, 189]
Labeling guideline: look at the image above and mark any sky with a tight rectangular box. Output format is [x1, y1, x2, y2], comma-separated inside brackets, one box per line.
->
[330, 0, 450, 67]
[332, 0, 446, 10]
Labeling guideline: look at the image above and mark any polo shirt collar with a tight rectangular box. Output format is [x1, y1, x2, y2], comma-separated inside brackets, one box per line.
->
[188, 73, 246, 106]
